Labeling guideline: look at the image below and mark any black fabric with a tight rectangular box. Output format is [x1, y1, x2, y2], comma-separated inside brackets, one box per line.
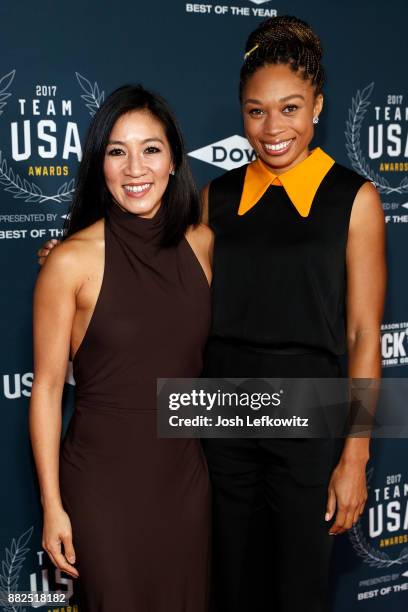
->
[203, 160, 367, 612]
[208, 162, 367, 356]
[203, 435, 343, 612]
[202, 344, 345, 612]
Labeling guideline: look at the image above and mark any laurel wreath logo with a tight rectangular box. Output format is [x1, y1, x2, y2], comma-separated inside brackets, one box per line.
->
[348, 467, 408, 568]
[0, 70, 15, 117]
[75, 72, 105, 117]
[0, 70, 104, 204]
[345, 82, 408, 195]
[349, 522, 408, 569]
[0, 526, 33, 612]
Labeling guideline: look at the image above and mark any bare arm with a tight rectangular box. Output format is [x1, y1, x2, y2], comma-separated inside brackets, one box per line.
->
[344, 180, 386, 455]
[327, 181, 386, 534]
[185, 223, 214, 286]
[30, 242, 82, 577]
[200, 183, 210, 226]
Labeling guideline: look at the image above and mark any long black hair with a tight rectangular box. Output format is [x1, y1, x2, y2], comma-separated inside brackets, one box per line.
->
[64, 84, 200, 247]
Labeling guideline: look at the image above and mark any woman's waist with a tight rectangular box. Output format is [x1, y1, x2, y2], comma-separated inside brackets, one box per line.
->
[205, 336, 341, 357]
[73, 386, 159, 413]
[203, 337, 343, 378]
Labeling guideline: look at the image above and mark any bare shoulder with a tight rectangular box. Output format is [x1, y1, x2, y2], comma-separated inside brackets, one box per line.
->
[186, 221, 213, 239]
[51, 219, 103, 259]
[185, 222, 214, 284]
[65, 218, 104, 245]
[350, 181, 384, 231]
[185, 222, 214, 250]
[40, 219, 104, 284]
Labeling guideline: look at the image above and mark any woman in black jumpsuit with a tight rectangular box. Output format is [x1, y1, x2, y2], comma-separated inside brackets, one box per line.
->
[201, 15, 386, 612]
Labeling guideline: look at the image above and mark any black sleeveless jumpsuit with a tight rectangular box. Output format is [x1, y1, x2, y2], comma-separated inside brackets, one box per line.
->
[201, 161, 367, 612]
[59, 202, 211, 611]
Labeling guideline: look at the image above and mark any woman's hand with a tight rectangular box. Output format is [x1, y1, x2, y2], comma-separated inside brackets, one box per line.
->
[325, 458, 368, 535]
[37, 239, 60, 266]
[42, 506, 79, 578]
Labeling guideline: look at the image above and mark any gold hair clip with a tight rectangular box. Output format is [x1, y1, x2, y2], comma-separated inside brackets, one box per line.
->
[244, 44, 259, 60]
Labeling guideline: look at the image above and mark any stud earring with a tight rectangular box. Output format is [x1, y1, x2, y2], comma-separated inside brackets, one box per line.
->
[170, 169, 175, 176]
[313, 116, 319, 125]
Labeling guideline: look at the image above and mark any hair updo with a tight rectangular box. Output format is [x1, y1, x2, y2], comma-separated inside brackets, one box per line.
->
[239, 15, 324, 100]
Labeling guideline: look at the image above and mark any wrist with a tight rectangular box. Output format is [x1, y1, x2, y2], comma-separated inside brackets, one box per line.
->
[41, 495, 64, 513]
[339, 448, 370, 467]
[339, 455, 369, 469]
[340, 437, 370, 465]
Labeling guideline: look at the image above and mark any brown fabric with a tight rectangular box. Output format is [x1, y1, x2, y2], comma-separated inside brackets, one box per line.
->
[60, 202, 211, 611]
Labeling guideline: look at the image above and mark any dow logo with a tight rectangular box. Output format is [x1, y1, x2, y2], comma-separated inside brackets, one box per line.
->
[189, 135, 255, 171]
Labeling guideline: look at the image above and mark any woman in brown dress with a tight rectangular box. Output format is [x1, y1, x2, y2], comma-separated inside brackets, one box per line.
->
[29, 85, 213, 612]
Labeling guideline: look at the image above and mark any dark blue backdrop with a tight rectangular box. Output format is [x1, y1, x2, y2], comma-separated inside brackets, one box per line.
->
[1, 1, 407, 610]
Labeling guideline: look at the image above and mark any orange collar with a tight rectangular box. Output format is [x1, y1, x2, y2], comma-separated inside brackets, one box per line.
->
[238, 147, 335, 218]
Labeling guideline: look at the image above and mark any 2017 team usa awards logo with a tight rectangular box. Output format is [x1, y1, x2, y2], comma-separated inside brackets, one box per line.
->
[345, 83, 407, 196]
[0, 69, 103, 205]
[349, 468, 408, 602]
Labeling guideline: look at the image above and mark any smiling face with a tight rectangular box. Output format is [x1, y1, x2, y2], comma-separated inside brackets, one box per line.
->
[103, 109, 174, 218]
[242, 63, 323, 174]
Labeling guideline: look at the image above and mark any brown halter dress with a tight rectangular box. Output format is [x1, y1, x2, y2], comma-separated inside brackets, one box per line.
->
[59, 202, 211, 611]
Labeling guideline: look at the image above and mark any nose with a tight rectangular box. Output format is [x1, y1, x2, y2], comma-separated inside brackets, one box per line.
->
[125, 152, 147, 177]
[263, 110, 286, 136]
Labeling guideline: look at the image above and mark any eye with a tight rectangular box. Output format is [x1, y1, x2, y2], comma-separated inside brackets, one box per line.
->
[248, 108, 265, 117]
[107, 147, 125, 156]
[283, 104, 298, 113]
[145, 146, 161, 154]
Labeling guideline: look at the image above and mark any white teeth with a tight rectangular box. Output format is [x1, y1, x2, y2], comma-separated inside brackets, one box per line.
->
[265, 139, 292, 151]
[124, 183, 150, 193]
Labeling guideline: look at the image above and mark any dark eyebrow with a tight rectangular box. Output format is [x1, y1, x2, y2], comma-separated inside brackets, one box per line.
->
[243, 98, 262, 105]
[141, 137, 165, 145]
[107, 138, 165, 145]
[279, 94, 305, 102]
[243, 94, 305, 105]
